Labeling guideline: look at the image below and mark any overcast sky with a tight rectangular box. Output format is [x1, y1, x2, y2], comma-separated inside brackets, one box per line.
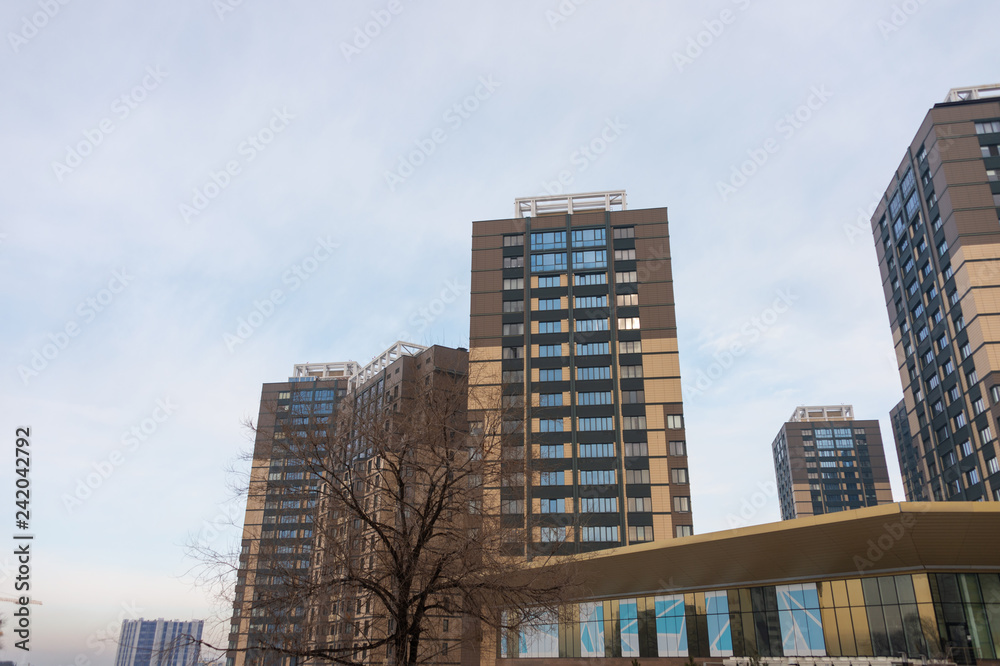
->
[2, 0, 999, 663]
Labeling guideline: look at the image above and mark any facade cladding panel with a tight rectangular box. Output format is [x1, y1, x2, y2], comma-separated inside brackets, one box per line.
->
[872, 92, 1000, 502]
[470, 204, 691, 557]
[772, 410, 893, 520]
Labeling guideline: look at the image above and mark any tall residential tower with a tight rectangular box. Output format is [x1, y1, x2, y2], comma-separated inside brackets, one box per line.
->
[873, 84, 1000, 502]
[771, 405, 893, 520]
[469, 191, 692, 556]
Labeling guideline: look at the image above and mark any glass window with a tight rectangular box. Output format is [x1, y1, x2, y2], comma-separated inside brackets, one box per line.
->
[577, 391, 612, 405]
[622, 416, 646, 430]
[666, 414, 684, 429]
[537, 275, 560, 288]
[538, 471, 564, 486]
[613, 226, 635, 239]
[615, 270, 638, 283]
[574, 295, 607, 309]
[503, 256, 523, 269]
[614, 248, 636, 261]
[580, 469, 615, 484]
[581, 525, 619, 542]
[576, 366, 611, 380]
[538, 526, 565, 542]
[673, 496, 691, 512]
[572, 228, 606, 247]
[576, 342, 609, 356]
[670, 468, 689, 484]
[579, 416, 614, 431]
[503, 278, 523, 290]
[538, 393, 562, 407]
[580, 497, 617, 512]
[503, 234, 524, 247]
[675, 525, 693, 537]
[669, 441, 686, 456]
[537, 344, 561, 357]
[538, 418, 563, 432]
[538, 498, 565, 513]
[618, 317, 641, 330]
[538, 368, 561, 382]
[538, 321, 561, 334]
[620, 340, 642, 354]
[616, 293, 639, 306]
[531, 252, 567, 272]
[574, 272, 607, 285]
[579, 442, 614, 457]
[624, 442, 648, 456]
[530, 231, 565, 250]
[502, 323, 523, 335]
[620, 365, 643, 378]
[575, 318, 609, 332]
[572, 250, 607, 269]
[503, 300, 524, 312]
[537, 298, 561, 310]
[625, 469, 650, 483]
[628, 496, 652, 511]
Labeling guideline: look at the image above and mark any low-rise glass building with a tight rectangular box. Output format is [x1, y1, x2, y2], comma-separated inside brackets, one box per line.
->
[497, 503, 1000, 666]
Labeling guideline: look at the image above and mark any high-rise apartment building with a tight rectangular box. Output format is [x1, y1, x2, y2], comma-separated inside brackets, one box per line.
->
[229, 359, 357, 665]
[115, 618, 204, 666]
[872, 84, 1000, 501]
[228, 343, 471, 666]
[772, 405, 893, 520]
[469, 191, 692, 556]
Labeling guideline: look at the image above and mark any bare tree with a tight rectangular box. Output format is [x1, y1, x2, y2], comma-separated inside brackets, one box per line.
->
[204, 355, 577, 666]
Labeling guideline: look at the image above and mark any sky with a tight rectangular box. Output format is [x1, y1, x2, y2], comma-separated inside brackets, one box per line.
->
[2, 0, 999, 663]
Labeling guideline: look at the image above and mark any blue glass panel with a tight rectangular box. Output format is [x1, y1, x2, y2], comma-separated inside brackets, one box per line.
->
[706, 591, 733, 657]
[580, 602, 605, 657]
[620, 599, 640, 658]
[655, 595, 688, 657]
[776, 583, 826, 656]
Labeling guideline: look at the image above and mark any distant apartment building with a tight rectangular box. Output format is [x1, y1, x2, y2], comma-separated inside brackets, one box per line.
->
[772, 405, 893, 519]
[469, 191, 692, 556]
[228, 343, 470, 666]
[872, 84, 1000, 501]
[114, 618, 203, 666]
[891, 398, 928, 501]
